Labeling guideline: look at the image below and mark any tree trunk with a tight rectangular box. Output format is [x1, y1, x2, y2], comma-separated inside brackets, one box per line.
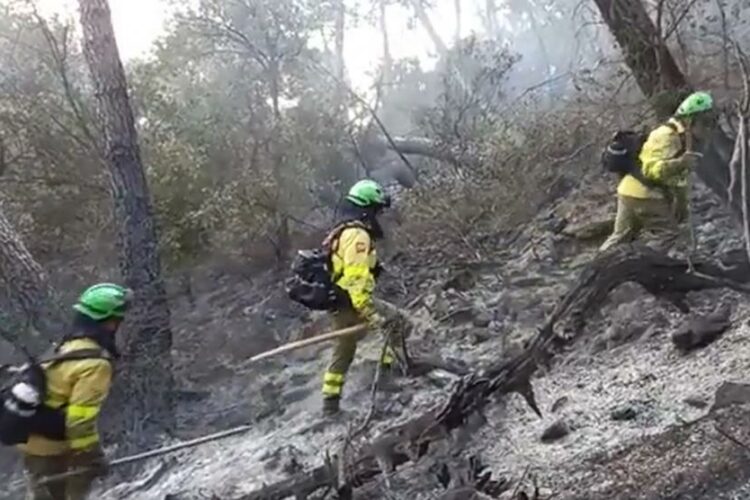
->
[409, 0, 449, 56]
[408, 0, 468, 93]
[334, 0, 346, 108]
[485, 0, 498, 38]
[593, 0, 687, 108]
[454, 0, 461, 45]
[375, 135, 462, 165]
[379, 0, 393, 86]
[267, 58, 290, 262]
[77, 0, 174, 434]
[525, 3, 551, 76]
[0, 207, 61, 353]
[593, 0, 745, 221]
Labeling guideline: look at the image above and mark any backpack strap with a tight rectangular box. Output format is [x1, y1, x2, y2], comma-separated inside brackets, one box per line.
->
[663, 120, 686, 157]
[323, 220, 370, 254]
[40, 349, 111, 367]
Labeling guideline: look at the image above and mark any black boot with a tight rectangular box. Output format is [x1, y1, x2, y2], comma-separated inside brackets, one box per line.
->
[322, 396, 341, 416]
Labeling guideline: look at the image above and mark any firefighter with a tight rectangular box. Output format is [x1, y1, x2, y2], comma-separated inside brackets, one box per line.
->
[20, 283, 131, 500]
[321, 179, 393, 415]
[600, 91, 714, 252]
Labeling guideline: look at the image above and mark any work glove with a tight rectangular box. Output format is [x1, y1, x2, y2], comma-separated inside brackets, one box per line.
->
[661, 152, 701, 180]
[368, 311, 387, 333]
[679, 151, 702, 170]
[68, 446, 109, 477]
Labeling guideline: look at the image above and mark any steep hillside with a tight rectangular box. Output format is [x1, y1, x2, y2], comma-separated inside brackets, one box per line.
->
[7, 174, 748, 500]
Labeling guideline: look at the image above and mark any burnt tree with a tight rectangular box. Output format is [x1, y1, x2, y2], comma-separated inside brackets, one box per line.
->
[77, 0, 174, 432]
[593, 0, 744, 223]
[0, 206, 62, 352]
[593, 0, 688, 107]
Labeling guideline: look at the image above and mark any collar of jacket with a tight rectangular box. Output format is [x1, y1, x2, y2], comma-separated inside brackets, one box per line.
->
[334, 201, 384, 240]
[668, 117, 687, 134]
[62, 331, 119, 360]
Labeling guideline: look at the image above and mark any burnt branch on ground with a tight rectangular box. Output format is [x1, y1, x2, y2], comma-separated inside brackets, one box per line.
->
[233, 244, 750, 500]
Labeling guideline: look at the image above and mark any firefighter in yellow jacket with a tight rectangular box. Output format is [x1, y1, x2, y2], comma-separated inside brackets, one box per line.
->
[322, 179, 392, 415]
[600, 91, 715, 252]
[20, 283, 132, 500]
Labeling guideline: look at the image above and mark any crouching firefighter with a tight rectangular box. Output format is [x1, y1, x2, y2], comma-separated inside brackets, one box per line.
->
[286, 179, 394, 415]
[0, 283, 132, 500]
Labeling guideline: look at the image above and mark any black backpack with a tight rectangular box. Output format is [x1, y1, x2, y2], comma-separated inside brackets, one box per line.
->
[0, 348, 109, 446]
[602, 123, 685, 188]
[602, 129, 648, 177]
[285, 222, 369, 311]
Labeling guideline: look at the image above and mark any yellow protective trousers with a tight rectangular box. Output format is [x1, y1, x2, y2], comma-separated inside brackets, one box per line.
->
[321, 308, 394, 399]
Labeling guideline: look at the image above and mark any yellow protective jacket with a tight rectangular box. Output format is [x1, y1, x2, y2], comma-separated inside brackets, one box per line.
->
[330, 225, 378, 320]
[19, 338, 113, 457]
[617, 118, 688, 200]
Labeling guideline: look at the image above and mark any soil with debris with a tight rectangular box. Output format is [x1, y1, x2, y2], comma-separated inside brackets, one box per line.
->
[4, 177, 750, 500]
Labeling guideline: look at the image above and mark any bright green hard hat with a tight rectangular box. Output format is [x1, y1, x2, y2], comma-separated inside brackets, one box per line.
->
[73, 283, 133, 321]
[675, 91, 713, 117]
[346, 179, 390, 208]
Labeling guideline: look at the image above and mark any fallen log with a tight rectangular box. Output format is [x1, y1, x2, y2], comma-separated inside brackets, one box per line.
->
[236, 245, 750, 500]
[373, 135, 460, 165]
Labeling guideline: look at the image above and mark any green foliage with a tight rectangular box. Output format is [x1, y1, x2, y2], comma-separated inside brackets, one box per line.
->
[126, 0, 360, 265]
[0, 9, 109, 258]
[0, 1, 363, 269]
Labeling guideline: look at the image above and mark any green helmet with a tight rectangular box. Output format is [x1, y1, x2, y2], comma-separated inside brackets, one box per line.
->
[346, 179, 391, 208]
[675, 91, 713, 117]
[73, 283, 133, 321]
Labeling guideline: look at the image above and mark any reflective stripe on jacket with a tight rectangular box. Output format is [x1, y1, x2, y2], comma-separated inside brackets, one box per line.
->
[617, 118, 687, 200]
[331, 226, 377, 319]
[19, 338, 112, 456]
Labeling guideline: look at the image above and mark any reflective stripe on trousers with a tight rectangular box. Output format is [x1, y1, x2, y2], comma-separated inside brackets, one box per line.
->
[322, 372, 345, 397]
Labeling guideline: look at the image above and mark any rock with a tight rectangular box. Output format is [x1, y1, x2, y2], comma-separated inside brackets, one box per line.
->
[712, 381, 750, 411]
[672, 309, 731, 352]
[263, 309, 277, 322]
[440, 308, 476, 325]
[684, 395, 709, 409]
[540, 419, 570, 443]
[443, 269, 476, 291]
[542, 215, 568, 234]
[550, 396, 569, 413]
[598, 302, 652, 347]
[469, 329, 492, 344]
[610, 402, 640, 421]
[561, 217, 614, 241]
[472, 310, 492, 328]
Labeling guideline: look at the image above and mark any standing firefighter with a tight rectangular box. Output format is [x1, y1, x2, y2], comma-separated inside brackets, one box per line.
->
[19, 283, 131, 500]
[600, 91, 714, 252]
[321, 179, 393, 415]
[286, 179, 394, 414]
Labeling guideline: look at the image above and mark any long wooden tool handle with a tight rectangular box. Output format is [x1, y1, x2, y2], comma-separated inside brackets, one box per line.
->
[247, 323, 367, 364]
[35, 425, 255, 487]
